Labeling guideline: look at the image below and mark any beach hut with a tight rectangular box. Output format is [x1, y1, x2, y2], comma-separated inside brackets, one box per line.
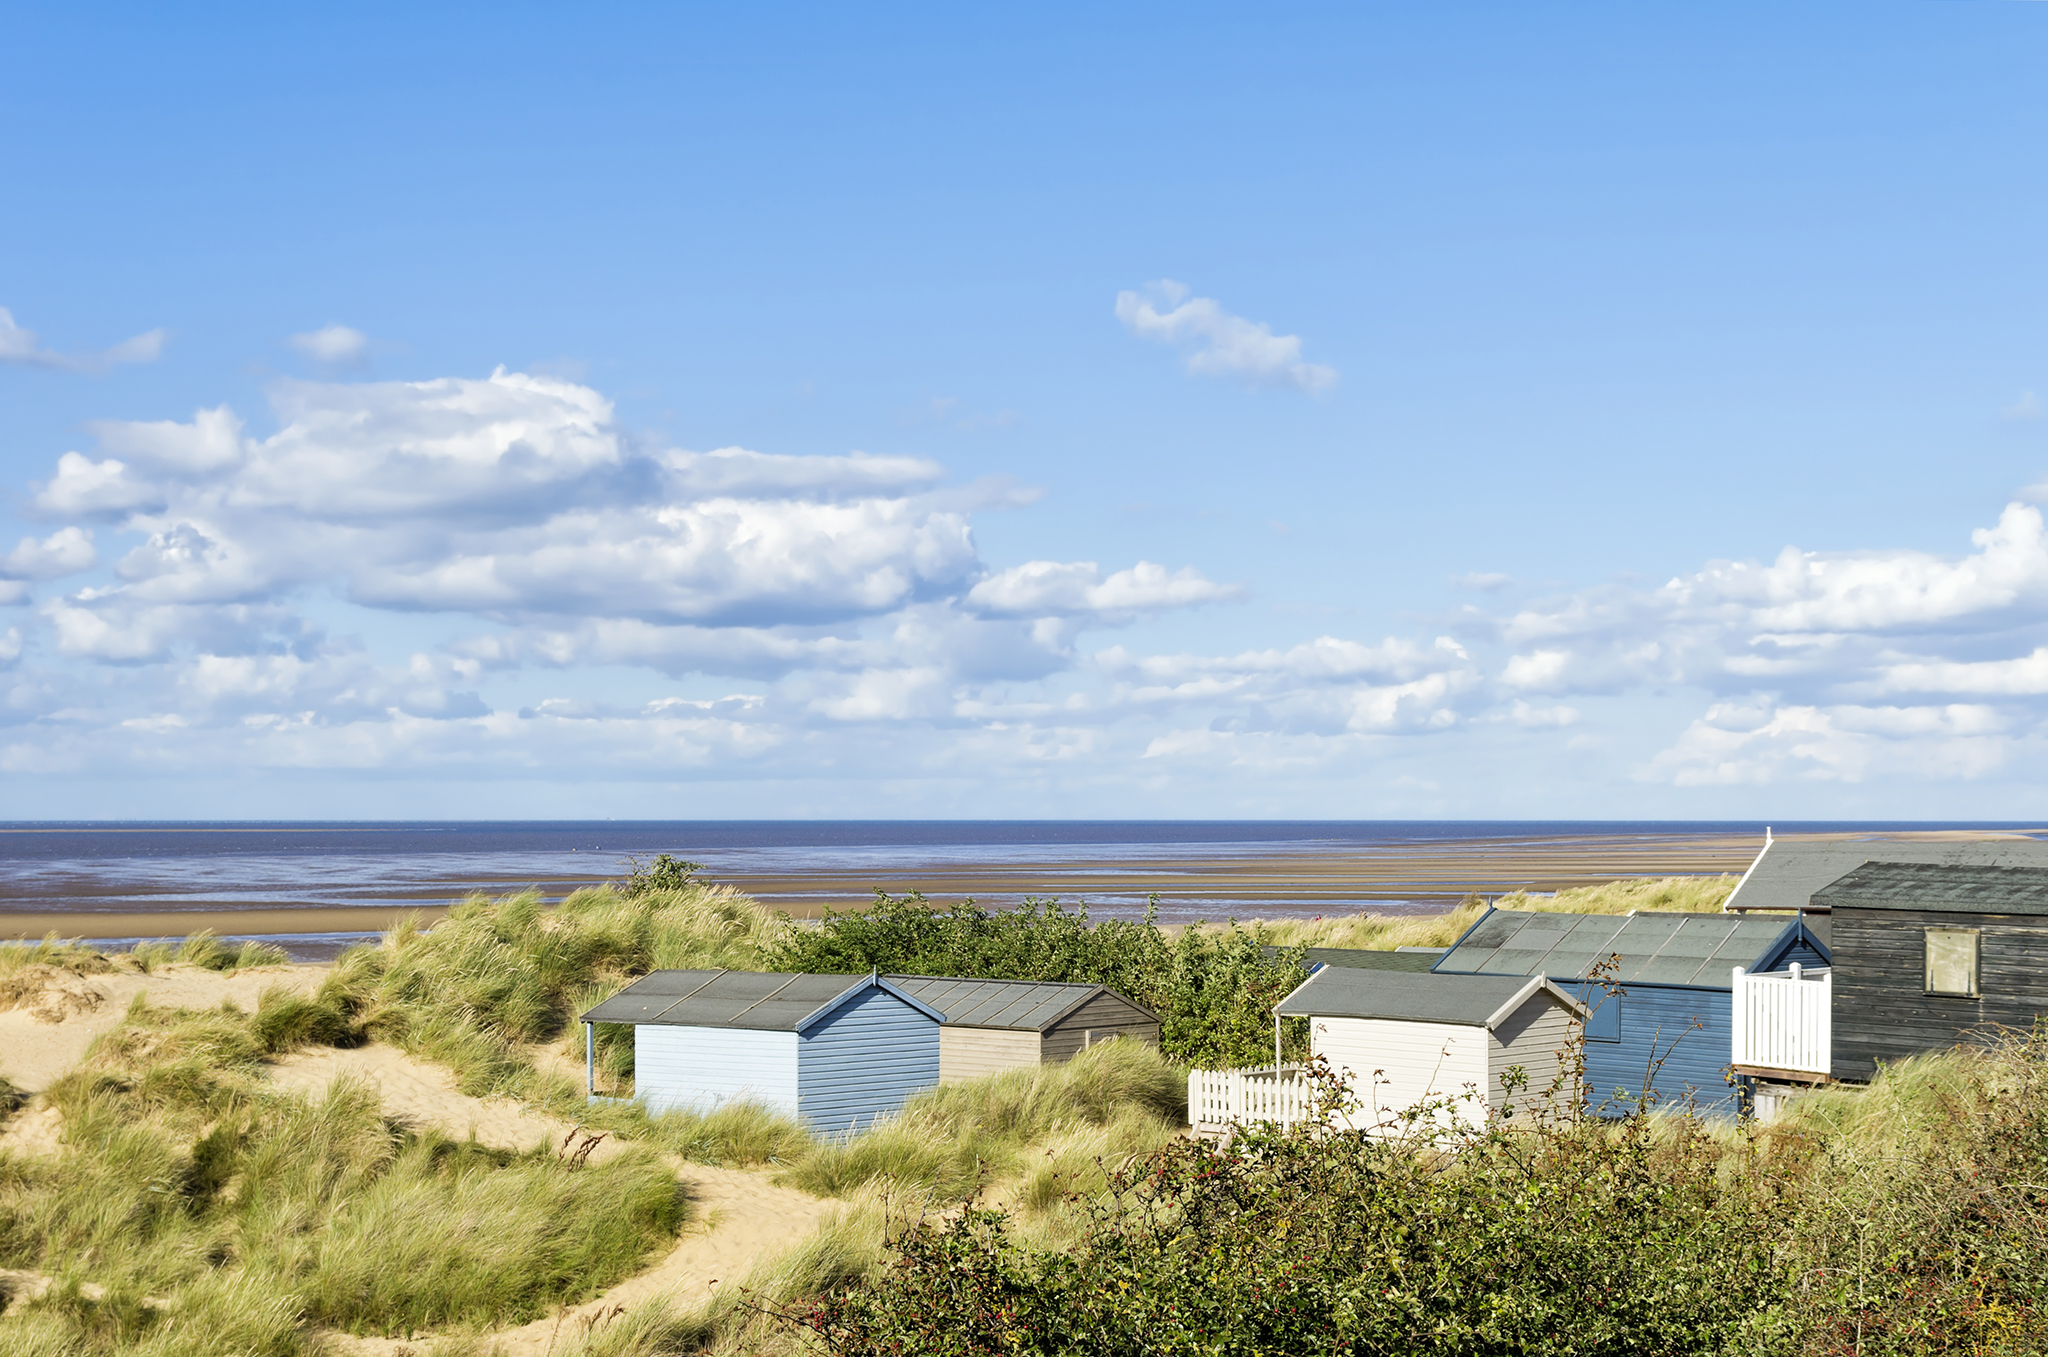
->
[885, 975, 1159, 1083]
[1272, 966, 1587, 1132]
[580, 969, 944, 1132]
[1812, 862, 2048, 1082]
[1431, 908, 1829, 1118]
[1721, 830, 2048, 914]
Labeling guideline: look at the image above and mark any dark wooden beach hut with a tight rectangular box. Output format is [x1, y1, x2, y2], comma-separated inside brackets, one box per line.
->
[1431, 908, 1828, 1117]
[1721, 832, 2048, 913]
[885, 975, 1159, 1082]
[1814, 862, 2048, 1082]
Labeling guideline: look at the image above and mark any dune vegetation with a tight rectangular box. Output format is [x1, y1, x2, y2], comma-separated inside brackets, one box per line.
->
[22, 867, 2040, 1356]
[1255, 872, 1742, 953]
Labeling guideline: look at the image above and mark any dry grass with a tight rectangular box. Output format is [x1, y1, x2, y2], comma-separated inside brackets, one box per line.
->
[1253, 874, 1741, 953]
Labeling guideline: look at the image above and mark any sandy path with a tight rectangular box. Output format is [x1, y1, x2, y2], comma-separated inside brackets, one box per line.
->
[280, 1044, 832, 1357]
[0, 962, 325, 1096]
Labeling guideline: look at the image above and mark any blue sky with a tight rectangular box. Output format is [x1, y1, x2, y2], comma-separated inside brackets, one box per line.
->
[3, 2, 2047, 819]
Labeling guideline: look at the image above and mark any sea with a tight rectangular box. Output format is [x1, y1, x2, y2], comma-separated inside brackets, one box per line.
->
[3, 820, 2040, 960]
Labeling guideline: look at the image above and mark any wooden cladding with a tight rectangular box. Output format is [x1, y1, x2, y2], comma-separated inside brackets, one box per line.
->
[1832, 907, 2048, 1081]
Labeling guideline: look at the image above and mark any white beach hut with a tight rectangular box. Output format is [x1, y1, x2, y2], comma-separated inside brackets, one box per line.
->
[1273, 966, 1586, 1132]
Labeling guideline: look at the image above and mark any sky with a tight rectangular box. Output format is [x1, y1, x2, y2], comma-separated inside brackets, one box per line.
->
[2, 1, 2047, 820]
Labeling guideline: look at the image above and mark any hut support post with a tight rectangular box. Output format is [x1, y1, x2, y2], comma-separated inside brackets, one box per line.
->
[1274, 1014, 1282, 1072]
[585, 1021, 595, 1098]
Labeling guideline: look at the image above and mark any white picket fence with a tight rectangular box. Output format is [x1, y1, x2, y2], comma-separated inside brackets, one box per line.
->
[1731, 964, 1831, 1077]
[1188, 1064, 1311, 1131]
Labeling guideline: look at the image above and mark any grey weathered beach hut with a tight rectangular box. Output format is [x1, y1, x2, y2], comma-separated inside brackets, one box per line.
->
[1431, 909, 1829, 1117]
[1721, 831, 2048, 913]
[1814, 862, 2048, 1081]
[1272, 966, 1586, 1132]
[885, 975, 1159, 1083]
[580, 970, 945, 1132]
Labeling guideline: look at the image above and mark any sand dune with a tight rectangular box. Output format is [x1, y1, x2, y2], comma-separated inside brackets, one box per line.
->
[0, 962, 836, 1355]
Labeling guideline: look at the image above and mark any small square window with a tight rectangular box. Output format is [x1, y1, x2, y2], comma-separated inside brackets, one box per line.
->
[1924, 929, 1980, 998]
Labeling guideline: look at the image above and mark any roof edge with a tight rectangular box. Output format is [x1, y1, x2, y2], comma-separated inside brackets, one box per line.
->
[1484, 974, 1589, 1029]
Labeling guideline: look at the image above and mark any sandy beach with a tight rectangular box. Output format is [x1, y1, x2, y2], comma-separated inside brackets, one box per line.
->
[4, 825, 2034, 944]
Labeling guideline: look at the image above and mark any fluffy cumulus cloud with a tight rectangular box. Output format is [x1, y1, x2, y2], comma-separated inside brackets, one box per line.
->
[0, 368, 1264, 784]
[8, 359, 2047, 806]
[0, 306, 165, 373]
[1483, 502, 2048, 784]
[1114, 281, 1337, 393]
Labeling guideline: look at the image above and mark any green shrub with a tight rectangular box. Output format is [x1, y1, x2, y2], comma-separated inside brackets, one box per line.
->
[766, 892, 1306, 1067]
[777, 1068, 1790, 1356]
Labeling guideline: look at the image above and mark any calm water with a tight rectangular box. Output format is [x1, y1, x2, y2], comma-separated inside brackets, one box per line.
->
[2, 820, 2038, 959]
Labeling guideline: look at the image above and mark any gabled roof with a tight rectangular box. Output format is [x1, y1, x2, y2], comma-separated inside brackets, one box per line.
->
[1723, 836, 2048, 913]
[884, 975, 1155, 1031]
[580, 970, 945, 1031]
[1274, 967, 1585, 1028]
[1813, 862, 2048, 915]
[1300, 947, 1442, 973]
[1431, 909, 1812, 989]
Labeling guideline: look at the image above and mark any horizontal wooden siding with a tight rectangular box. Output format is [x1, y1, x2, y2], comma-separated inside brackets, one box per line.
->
[1040, 992, 1161, 1063]
[939, 1027, 1040, 1083]
[636, 1025, 799, 1119]
[1585, 986, 1734, 1119]
[1832, 907, 2048, 1082]
[1311, 1015, 1489, 1134]
[1487, 992, 1578, 1113]
[797, 987, 941, 1135]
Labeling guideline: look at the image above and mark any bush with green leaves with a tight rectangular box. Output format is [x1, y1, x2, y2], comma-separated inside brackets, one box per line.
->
[766, 892, 1306, 1067]
[775, 1064, 1793, 1357]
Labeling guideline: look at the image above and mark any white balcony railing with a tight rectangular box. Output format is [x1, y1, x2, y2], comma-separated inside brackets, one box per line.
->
[1731, 964, 1831, 1077]
[1188, 1064, 1311, 1131]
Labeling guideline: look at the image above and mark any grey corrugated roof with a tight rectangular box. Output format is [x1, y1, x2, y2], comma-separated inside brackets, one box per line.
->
[1432, 910, 1800, 988]
[1301, 947, 1441, 973]
[884, 975, 1133, 1030]
[1275, 967, 1569, 1027]
[1724, 837, 2048, 913]
[1813, 862, 2048, 915]
[581, 970, 901, 1031]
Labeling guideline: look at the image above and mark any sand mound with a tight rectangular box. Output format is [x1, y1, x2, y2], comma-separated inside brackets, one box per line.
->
[266, 1043, 630, 1167]
[0, 961, 326, 1097]
[288, 1045, 834, 1357]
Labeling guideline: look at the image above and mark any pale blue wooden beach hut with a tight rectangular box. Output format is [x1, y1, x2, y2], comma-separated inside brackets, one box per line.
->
[580, 969, 945, 1133]
[1431, 909, 1829, 1118]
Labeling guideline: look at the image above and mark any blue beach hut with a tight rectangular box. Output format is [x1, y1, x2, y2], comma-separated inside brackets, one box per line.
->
[580, 969, 945, 1133]
[1431, 909, 1828, 1118]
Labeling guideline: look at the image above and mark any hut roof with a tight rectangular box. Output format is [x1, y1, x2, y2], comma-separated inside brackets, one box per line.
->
[1723, 836, 2048, 913]
[1432, 909, 1814, 989]
[581, 970, 943, 1031]
[884, 975, 1154, 1030]
[1275, 967, 1584, 1028]
[1812, 861, 2048, 915]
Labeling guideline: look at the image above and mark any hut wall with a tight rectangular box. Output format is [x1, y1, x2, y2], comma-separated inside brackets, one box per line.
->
[636, 1025, 798, 1120]
[938, 1027, 1040, 1083]
[1040, 992, 1161, 1063]
[1584, 986, 1735, 1119]
[1831, 906, 2048, 1082]
[1310, 1015, 1488, 1132]
[1486, 992, 1579, 1111]
[797, 987, 941, 1134]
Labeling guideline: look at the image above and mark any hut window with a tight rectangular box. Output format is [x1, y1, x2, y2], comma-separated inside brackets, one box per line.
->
[1583, 998, 1621, 1043]
[1923, 929, 1980, 998]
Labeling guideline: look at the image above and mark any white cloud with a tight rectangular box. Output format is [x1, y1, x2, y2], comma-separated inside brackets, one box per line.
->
[288, 324, 371, 367]
[967, 560, 1239, 618]
[1114, 281, 1337, 393]
[2, 528, 96, 581]
[0, 306, 165, 373]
